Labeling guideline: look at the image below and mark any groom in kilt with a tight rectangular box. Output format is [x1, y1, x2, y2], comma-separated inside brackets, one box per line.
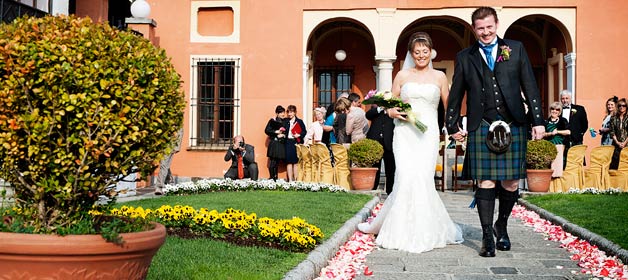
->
[446, 7, 545, 257]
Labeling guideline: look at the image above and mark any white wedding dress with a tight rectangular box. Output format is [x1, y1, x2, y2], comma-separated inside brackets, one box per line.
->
[358, 82, 463, 253]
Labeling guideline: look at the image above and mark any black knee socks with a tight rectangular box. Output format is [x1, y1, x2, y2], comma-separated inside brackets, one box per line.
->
[475, 188, 496, 227]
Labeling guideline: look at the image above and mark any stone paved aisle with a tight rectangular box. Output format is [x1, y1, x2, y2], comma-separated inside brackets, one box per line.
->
[355, 190, 590, 280]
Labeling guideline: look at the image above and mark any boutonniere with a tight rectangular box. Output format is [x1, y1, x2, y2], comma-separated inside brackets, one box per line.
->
[496, 45, 512, 62]
[571, 108, 577, 114]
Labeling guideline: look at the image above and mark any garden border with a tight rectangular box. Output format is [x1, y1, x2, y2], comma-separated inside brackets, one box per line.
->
[518, 198, 628, 264]
[282, 195, 380, 280]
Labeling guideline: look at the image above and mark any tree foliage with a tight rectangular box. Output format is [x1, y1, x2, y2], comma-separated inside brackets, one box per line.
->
[0, 15, 185, 232]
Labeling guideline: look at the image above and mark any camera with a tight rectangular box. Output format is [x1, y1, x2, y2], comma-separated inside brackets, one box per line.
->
[239, 141, 245, 148]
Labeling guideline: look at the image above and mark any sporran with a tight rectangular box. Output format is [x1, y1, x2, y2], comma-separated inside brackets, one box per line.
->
[486, 120, 512, 154]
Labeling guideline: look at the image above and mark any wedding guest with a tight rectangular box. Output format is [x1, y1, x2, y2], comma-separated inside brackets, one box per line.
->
[322, 93, 349, 145]
[304, 107, 326, 145]
[224, 135, 258, 180]
[610, 98, 628, 169]
[284, 105, 306, 181]
[323, 109, 336, 145]
[264, 105, 286, 181]
[561, 90, 589, 147]
[599, 96, 618, 146]
[333, 97, 351, 144]
[366, 104, 395, 193]
[345, 93, 368, 143]
[544, 102, 570, 177]
[154, 128, 183, 195]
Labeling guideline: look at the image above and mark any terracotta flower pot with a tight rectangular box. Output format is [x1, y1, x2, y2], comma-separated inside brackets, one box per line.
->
[527, 169, 553, 192]
[0, 222, 166, 280]
[350, 167, 379, 190]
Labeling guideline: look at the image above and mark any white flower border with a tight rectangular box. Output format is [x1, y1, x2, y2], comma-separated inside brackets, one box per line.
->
[565, 187, 625, 195]
[162, 178, 348, 195]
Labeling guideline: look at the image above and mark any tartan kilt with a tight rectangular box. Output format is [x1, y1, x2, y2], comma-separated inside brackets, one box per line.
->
[464, 119, 527, 180]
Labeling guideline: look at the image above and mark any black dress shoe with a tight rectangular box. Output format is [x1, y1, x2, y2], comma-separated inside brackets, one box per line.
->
[480, 226, 496, 257]
[493, 224, 511, 251]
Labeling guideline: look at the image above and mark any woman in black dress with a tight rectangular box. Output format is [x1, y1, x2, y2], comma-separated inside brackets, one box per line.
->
[610, 98, 628, 169]
[264, 105, 286, 180]
[284, 105, 306, 181]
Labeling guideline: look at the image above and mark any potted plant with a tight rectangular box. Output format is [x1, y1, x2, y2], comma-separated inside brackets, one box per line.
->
[525, 139, 558, 192]
[0, 15, 184, 279]
[347, 138, 384, 190]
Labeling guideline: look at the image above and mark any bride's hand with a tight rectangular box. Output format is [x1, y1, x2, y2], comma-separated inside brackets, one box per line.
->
[386, 107, 407, 121]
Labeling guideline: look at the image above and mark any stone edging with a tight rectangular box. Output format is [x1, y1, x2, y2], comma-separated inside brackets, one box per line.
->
[283, 195, 380, 280]
[518, 198, 628, 265]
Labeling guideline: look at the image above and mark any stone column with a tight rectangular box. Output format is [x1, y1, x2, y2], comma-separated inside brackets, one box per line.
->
[302, 54, 311, 122]
[126, 18, 158, 46]
[375, 58, 395, 91]
[564, 53, 576, 99]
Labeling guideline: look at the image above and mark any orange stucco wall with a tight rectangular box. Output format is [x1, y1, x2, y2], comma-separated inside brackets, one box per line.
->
[76, 0, 628, 179]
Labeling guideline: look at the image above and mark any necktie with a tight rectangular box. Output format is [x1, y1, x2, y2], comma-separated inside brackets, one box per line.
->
[481, 43, 497, 71]
[237, 153, 244, 179]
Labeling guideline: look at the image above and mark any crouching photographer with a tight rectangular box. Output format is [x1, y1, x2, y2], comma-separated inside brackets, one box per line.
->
[224, 135, 258, 180]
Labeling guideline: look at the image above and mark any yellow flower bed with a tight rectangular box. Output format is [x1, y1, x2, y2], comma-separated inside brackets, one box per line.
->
[108, 205, 324, 251]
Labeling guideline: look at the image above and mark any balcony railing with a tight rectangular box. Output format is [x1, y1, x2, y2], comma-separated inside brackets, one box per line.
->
[1, 0, 47, 24]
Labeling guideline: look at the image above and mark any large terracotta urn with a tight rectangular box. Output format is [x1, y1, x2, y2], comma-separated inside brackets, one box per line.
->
[0, 222, 166, 279]
[527, 169, 553, 192]
[350, 167, 379, 191]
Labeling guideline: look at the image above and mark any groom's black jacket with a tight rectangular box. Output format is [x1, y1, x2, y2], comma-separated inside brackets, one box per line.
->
[446, 38, 545, 134]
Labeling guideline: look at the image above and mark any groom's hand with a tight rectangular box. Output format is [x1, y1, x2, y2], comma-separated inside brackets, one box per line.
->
[531, 125, 546, 140]
[386, 107, 407, 121]
[452, 129, 467, 142]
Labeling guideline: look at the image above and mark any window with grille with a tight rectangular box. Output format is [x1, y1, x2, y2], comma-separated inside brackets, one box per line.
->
[315, 69, 352, 109]
[190, 57, 240, 149]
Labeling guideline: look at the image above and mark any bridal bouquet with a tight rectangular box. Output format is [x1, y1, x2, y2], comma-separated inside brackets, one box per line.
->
[363, 89, 427, 133]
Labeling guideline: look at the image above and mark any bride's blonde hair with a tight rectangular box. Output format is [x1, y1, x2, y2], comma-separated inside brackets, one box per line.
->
[407, 32, 433, 52]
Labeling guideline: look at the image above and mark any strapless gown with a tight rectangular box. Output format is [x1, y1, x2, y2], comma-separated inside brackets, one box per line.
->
[358, 82, 463, 253]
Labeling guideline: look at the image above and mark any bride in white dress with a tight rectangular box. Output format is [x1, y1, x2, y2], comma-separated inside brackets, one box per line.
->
[358, 32, 463, 253]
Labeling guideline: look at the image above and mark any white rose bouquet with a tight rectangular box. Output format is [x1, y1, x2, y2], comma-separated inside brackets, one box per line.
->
[362, 89, 427, 133]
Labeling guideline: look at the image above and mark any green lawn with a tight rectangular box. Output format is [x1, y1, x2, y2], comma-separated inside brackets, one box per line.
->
[524, 193, 628, 249]
[116, 191, 373, 280]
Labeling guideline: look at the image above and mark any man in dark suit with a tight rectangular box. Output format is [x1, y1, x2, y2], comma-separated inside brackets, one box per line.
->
[560, 89, 589, 146]
[224, 135, 258, 180]
[366, 104, 395, 194]
[446, 7, 545, 258]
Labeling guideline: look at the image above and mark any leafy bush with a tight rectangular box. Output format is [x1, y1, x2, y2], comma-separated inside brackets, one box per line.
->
[526, 139, 558, 169]
[0, 15, 184, 235]
[347, 138, 384, 168]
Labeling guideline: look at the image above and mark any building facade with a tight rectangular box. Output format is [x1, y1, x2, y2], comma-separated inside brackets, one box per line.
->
[5, 0, 628, 181]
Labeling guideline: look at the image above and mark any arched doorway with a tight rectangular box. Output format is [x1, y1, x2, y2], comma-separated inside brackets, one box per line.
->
[307, 18, 376, 119]
[505, 15, 572, 116]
